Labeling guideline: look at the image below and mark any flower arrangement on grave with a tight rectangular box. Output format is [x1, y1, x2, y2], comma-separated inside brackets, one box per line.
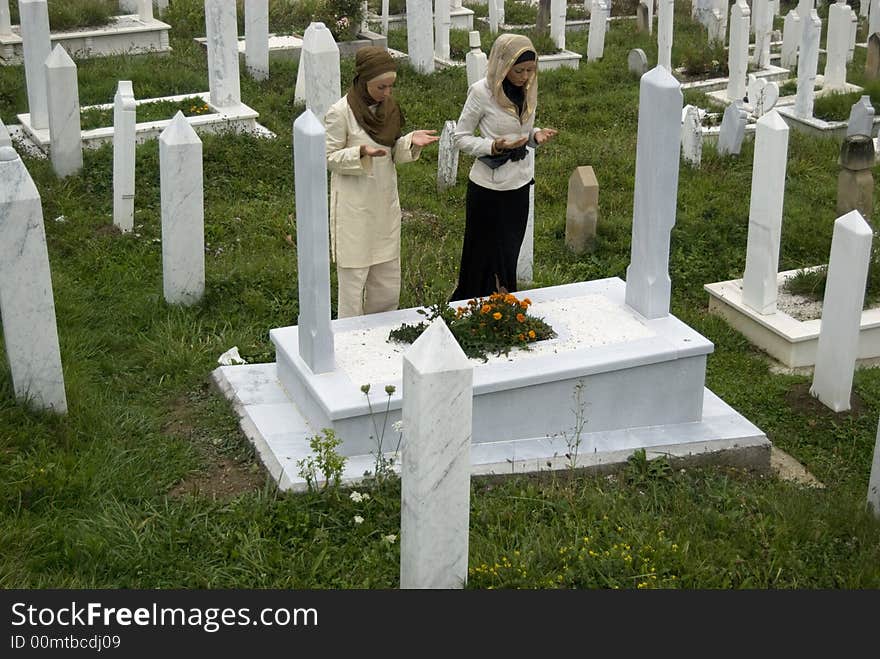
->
[388, 292, 556, 361]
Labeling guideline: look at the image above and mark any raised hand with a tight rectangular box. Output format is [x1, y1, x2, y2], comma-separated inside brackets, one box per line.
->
[412, 129, 440, 147]
[493, 136, 529, 152]
[360, 145, 388, 158]
[534, 128, 559, 145]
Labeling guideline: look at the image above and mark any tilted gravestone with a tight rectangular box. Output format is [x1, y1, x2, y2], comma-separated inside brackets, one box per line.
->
[836, 135, 875, 221]
[564, 165, 599, 255]
[847, 96, 875, 138]
[716, 100, 748, 156]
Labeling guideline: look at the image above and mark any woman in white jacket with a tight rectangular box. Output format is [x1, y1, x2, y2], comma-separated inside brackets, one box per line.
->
[325, 47, 438, 318]
[451, 34, 558, 301]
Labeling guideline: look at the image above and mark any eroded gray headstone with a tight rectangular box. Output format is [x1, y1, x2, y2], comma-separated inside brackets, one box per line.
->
[847, 96, 875, 138]
[866, 33, 880, 81]
[837, 134, 875, 220]
[681, 104, 702, 167]
[627, 48, 648, 76]
[437, 120, 459, 193]
[716, 100, 748, 156]
[565, 165, 599, 254]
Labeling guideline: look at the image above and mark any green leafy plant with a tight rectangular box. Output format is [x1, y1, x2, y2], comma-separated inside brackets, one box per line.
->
[623, 448, 672, 488]
[388, 292, 556, 361]
[360, 384, 402, 484]
[296, 428, 347, 492]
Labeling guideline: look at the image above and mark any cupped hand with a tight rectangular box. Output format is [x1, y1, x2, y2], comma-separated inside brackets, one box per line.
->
[412, 129, 440, 147]
[361, 145, 388, 157]
[494, 136, 529, 151]
[534, 128, 559, 145]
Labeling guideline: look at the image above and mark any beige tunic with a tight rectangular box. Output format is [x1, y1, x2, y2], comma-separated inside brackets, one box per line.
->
[325, 95, 422, 269]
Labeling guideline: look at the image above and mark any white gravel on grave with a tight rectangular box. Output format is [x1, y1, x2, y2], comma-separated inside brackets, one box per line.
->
[333, 294, 656, 387]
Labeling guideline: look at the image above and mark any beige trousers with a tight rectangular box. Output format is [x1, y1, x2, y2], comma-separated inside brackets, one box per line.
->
[337, 258, 401, 318]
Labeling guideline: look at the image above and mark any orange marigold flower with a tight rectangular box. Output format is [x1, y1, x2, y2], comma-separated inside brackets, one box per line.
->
[493, 312, 502, 320]
[480, 304, 492, 314]
[505, 294, 516, 304]
[517, 333, 525, 341]
[528, 330, 536, 339]
[523, 298, 532, 306]
[516, 313, 525, 323]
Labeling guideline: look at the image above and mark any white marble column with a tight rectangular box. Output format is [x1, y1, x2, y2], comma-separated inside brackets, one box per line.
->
[868, 417, 880, 518]
[45, 45, 83, 178]
[657, 0, 674, 71]
[550, 0, 567, 50]
[300, 22, 341, 124]
[293, 109, 335, 374]
[810, 210, 873, 412]
[781, 10, 801, 70]
[400, 319, 473, 589]
[824, 1, 851, 90]
[741, 111, 789, 315]
[437, 119, 458, 192]
[727, 1, 751, 103]
[489, 0, 504, 33]
[406, 0, 434, 73]
[0, 146, 67, 413]
[517, 182, 535, 284]
[587, 0, 608, 62]
[625, 66, 682, 319]
[465, 30, 487, 85]
[870, 0, 880, 41]
[848, 6, 857, 63]
[381, 0, 389, 35]
[752, 0, 772, 69]
[245, 0, 270, 81]
[137, 0, 154, 21]
[435, 0, 451, 61]
[0, 0, 12, 36]
[113, 81, 136, 233]
[159, 113, 205, 306]
[205, 0, 242, 108]
[794, 10, 821, 119]
[19, 0, 51, 131]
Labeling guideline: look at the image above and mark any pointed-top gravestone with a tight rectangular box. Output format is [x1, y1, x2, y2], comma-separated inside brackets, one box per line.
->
[0, 146, 67, 413]
[159, 112, 205, 306]
[45, 44, 83, 178]
[113, 81, 136, 233]
[205, 0, 242, 108]
[407, 0, 435, 73]
[300, 22, 341, 124]
[625, 66, 683, 319]
[781, 10, 801, 71]
[401, 318, 473, 590]
[847, 96, 875, 138]
[245, 0, 270, 81]
[727, 0, 751, 103]
[716, 100, 748, 156]
[868, 418, 880, 519]
[742, 111, 789, 315]
[19, 0, 51, 131]
[810, 210, 873, 413]
[293, 109, 334, 375]
[627, 48, 648, 75]
[794, 10, 821, 119]
[0, 117, 11, 148]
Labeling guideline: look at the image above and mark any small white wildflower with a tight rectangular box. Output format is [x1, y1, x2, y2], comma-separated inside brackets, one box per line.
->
[392, 420, 404, 433]
[383, 534, 397, 543]
[349, 491, 364, 503]
[353, 515, 364, 525]
[362, 492, 370, 500]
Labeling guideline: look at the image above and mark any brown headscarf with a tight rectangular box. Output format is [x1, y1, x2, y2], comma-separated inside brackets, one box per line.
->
[346, 47, 404, 147]
[486, 34, 538, 125]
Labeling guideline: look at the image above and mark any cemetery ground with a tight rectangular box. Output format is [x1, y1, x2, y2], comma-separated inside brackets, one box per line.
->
[1, 2, 880, 589]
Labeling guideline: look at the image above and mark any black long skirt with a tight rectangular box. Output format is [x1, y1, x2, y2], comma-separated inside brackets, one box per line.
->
[450, 179, 531, 302]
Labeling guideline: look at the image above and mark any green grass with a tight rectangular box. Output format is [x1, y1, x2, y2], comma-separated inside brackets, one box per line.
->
[79, 96, 212, 131]
[9, 0, 116, 31]
[2, 1, 880, 589]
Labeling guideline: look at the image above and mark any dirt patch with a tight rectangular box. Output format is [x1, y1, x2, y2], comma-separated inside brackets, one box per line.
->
[94, 224, 122, 237]
[770, 445, 824, 488]
[784, 381, 868, 418]
[168, 456, 264, 499]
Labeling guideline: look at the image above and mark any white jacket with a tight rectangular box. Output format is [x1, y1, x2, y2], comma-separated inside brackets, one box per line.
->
[453, 78, 539, 191]
[325, 96, 422, 268]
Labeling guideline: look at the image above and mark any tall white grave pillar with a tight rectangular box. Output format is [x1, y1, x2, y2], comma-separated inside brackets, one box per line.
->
[400, 319, 473, 589]
[45, 45, 83, 178]
[868, 418, 880, 518]
[781, 10, 801, 70]
[406, 0, 434, 73]
[0, 0, 12, 36]
[205, 0, 242, 108]
[657, 0, 674, 71]
[587, 0, 608, 62]
[19, 0, 51, 131]
[727, 1, 751, 103]
[301, 22, 341, 123]
[113, 81, 136, 233]
[810, 210, 873, 412]
[625, 66, 682, 319]
[550, 0, 567, 50]
[517, 183, 535, 284]
[0, 146, 67, 413]
[435, 0, 451, 61]
[794, 10, 821, 119]
[824, 1, 851, 90]
[381, 0, 390, 35]
[848, 6, 857, 63]
[137, 0, 154, 21]
[465, 31, 487, 85]
[870, 0, 880, 41]
[437, 120, 459, 192]
[293, 110, 335, 374]
[741, 111, 790, 315]
[752, 0, 772, 69]
[489, 0, 504, 34]
[245, 0, 270, 81]
[159, 113, 205, 306]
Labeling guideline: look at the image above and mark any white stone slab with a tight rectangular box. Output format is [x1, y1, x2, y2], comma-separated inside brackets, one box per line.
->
[19, 0, 50, 130]
[681, 104, 703, 167]
[824, 2, 851, 90]
[551, 0, 567, 50]
[587, 0, 608, 62]
[45, 44, 82, 178]
[300, 22, 340, 124]
[727, 1, 751, 103]
[434, 0, 451, 61]
[205, 0, 242, 108]
[752, 0, 773, 69]
[113, 81, 136, 233]
[716, 100, 748, 156]
[794, 10, 821, 119]
[407, 0, 434, 73]
[657, 0, 674, 71]
[0, 116, 10, 148]
[0, 146, 66, 413]
[245, 0, 269, 81]
[781, 10, 800, 70]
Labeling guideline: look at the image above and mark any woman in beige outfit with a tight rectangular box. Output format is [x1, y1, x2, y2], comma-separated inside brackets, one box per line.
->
[325, 47, 439, 318]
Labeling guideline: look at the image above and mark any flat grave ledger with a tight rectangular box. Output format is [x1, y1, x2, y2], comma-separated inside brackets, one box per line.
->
[214, 279, 769, 490]
[195, 30, 387, 60]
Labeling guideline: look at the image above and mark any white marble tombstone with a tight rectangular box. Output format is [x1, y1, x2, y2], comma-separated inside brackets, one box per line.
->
[869, 418, 880, 519]
[752, 0, 772, 69]
[551, 0, 567, 50]
[381, 0, 389, 35]
[0, 0, 11, 37]
[435, 0, 452, 61]
[794, 10, 821, 119]
[741, 111, 790, 315]
[727, 1, 751, 103]
[847, 96, 876, 137]
[113, 81, 136, 234]
[45, 45, 83, 179]
[517, 184, 535, 284]
[781, 10, 801, 70]
[400, 319, 473, 590]
[625, 67, 682, 319]
[159, 113, 205, 306]
[437, 120, 459, 192]
[19, 0, 51, 131]
[681, 105, 702, 167]
[627, 47, 648, 74]
[707, 8, 725, 46]
[406, 0, 434, 74]
[716, 100, 748, 156]
[824, 1, 851, 90]
[0, 117, 11, 148]
[205, 0, 242, 108]
[489, 0, 505, 33]
[747, 75, 780, 117]
[587, 0, 609, 62]
[657, 0, 674, 71]
[848, 6, 857, 63]
[245, 0, 270, 81]
[868, 33, 880, 81]
[0, 146, 67, 414]
[810, 210, 873, 413]
[465, 31, 488, 86]
[137, 0, 154, 21]
[300, 22, 341, 124]
[711, 0, 728, 41]
[870, 0, 880, 41]
[293, 109, 335, 374]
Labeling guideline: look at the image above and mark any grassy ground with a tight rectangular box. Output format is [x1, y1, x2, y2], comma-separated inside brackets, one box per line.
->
[1, 2, 879, 589]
